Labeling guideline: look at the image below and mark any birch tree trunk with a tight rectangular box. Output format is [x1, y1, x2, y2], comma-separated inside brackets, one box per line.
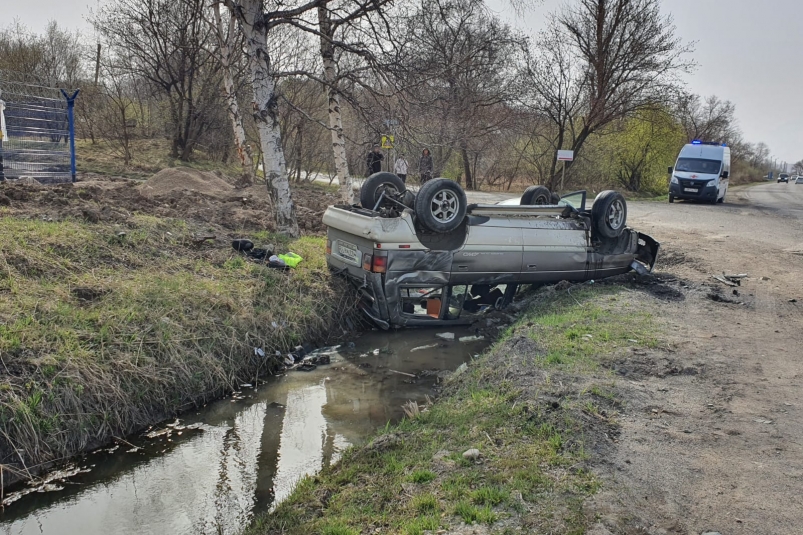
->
[228, 0, 299, 236]
[317, 5, 353, 204]
[213, 2, 255, 183]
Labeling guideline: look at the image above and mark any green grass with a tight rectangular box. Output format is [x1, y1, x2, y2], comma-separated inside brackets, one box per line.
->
[246, 284, 661, 534]
[0, 213, 356, 482]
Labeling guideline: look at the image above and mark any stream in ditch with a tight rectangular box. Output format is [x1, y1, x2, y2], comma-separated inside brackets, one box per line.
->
[0, 327, 489, 535]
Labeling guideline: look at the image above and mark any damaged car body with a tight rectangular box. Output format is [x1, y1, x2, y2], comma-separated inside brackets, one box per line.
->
[324, 175, 659, 329]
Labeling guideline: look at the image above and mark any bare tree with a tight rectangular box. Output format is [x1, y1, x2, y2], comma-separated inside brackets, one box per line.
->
[399, 0, 525, 189]
[92, 0, 223, 161]
[521, 23, 586, 188]
[677, 94, 739, 144]
[211, 2, 256, 182]
[535, 0, 694, 182]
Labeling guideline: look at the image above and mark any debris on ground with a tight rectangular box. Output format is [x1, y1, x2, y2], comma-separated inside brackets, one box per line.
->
[462, 448, 481, 460]
[410, 344, 439, 352]
[452, 362, 468, 377]
[436, 332, 455, 340]
[458, 335, 485, 343]
[1, 465, 91, 506]
[713, 273, 748, 287]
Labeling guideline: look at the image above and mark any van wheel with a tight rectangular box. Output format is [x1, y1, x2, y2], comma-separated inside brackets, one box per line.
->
[360, 172, 406, 210]
[668, 195, 674, 203]
[414, 178, 467, 233]
[520, 185, 551, 205]
[592, 190, 627, 239]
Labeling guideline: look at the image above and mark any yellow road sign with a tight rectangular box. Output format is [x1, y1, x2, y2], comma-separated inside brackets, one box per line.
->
[381, 135, 394, 149]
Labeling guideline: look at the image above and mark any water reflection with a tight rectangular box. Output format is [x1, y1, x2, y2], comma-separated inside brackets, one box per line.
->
[0, 328, 487, 535]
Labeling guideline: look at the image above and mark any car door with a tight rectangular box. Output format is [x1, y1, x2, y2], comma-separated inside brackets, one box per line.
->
[519, 218, 590, 283]
[450, 218, 523, 284]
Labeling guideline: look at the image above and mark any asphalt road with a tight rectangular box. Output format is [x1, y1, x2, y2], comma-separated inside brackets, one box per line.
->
[740, 180, 803, 219]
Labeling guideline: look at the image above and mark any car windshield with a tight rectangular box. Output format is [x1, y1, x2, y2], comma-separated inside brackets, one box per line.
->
[780, 174, 789, 178]
[675, 158, 722, 174]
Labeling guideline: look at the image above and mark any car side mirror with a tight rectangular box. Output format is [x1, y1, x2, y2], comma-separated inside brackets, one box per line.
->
[721, 171, 729, 179]
[667, 166, 673, 174]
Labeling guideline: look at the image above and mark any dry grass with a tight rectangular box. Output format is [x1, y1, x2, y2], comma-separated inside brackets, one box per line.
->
[0, 212, 358, 484]
[77, 138, 246, 180]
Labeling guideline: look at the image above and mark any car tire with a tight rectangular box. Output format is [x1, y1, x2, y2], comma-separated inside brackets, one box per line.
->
[414, 178, 467, 233]
[520, 185, 552, 205]
[668, 195, 674, 203]
[591, 190, 627, 239]
[360, 172, 406, 210]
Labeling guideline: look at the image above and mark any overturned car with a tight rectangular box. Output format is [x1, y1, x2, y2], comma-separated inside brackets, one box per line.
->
[324, 173, 659, 329]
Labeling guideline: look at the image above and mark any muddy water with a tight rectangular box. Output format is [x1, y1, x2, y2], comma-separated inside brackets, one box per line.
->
[0, 328, 488, 535]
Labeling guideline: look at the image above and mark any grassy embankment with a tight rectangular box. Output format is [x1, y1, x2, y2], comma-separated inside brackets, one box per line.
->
[248, 284, 661, 535]
[0, 212, 357, 484]
[76, 139, 246, 180]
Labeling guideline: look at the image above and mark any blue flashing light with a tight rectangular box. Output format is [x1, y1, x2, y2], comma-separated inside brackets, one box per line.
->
[722, 143, 727, 147]
[692, 139, 702, 144]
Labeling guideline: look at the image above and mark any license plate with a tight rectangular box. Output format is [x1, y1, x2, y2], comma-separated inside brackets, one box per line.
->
[684, 188, 698, 193]
[337, 240, 359, 264]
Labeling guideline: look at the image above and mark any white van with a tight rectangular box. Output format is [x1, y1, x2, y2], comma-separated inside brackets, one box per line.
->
[668, 141, 730, 204]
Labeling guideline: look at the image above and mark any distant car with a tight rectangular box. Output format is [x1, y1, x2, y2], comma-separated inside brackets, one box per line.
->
[778, 174, 789, 183]
[796, 177, 803, 184]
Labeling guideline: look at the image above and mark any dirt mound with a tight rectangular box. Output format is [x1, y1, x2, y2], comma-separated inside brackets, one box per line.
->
[137, 168, 234, 199]
[0, 176, 338, 234]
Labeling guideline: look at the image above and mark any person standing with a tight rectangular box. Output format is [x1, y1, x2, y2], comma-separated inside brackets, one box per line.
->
[419, 148, 433, 184]
[394, 153, 409, 183]
[366, 144, 384, 176]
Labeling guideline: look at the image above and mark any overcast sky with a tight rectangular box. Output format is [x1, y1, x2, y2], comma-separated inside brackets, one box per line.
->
[7, 0, 802, 164]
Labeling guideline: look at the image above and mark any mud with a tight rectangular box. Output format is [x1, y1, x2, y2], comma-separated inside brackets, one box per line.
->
[0, 173, 338, 233]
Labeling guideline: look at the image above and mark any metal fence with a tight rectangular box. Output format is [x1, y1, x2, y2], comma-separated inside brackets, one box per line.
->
[0, 71, 79, 184]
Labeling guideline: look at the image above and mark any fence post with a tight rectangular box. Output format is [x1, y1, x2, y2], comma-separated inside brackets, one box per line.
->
[60, 89, 80, 183]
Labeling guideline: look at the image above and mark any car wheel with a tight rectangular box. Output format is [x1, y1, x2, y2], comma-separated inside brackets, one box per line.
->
[668, 195, 674, 203]
[520, 185, 552, 205]
[414, 178, 467, 233]
[360, 172, 406, 210]
[591, 190, 628, 239]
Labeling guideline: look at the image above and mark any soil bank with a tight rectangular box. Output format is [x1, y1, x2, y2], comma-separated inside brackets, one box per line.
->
[0, 176, 355, 488]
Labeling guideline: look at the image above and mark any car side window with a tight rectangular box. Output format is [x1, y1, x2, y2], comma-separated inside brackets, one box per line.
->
[401, 287, 444, 319]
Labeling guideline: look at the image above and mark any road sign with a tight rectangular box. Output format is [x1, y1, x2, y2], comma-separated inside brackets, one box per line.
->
[557, 150, 574, 162]
[381, 135, 394, 149]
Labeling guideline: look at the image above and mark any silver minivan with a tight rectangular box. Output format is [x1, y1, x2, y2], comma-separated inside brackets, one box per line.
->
[324, 176, 659, 329]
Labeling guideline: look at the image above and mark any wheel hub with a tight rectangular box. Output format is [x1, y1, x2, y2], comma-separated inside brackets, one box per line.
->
[431, 189, 458, 223]
[607, 199, 625, 229]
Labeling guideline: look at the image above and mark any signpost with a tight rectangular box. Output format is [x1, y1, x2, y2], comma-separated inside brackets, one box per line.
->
[383, 119, 399, 172]
[556, 150, 574, 192]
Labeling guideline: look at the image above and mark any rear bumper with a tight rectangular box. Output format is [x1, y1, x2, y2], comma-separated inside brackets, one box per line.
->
[636, 233, 660, 272]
